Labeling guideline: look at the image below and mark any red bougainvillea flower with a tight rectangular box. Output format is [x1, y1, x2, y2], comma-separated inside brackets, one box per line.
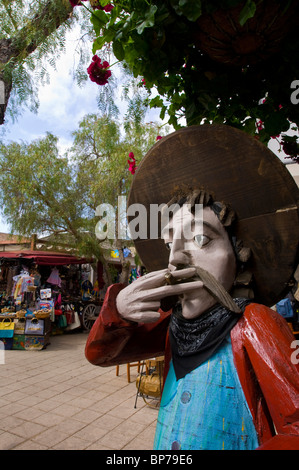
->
[128, 152, 137, 175]
[100, 3, 114, 11]
[87, 55, 111, 85]
[156, 135, 162, 141]
[90, 0, 114, 10]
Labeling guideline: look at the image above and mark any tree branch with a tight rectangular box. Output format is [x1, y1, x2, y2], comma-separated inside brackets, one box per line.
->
[0, 0, 74, 124]
[10, 0, 73, 58]
[2, 0, 19, 31]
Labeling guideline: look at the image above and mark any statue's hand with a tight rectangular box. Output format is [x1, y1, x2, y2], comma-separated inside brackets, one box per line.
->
[116, 267, 203, 323]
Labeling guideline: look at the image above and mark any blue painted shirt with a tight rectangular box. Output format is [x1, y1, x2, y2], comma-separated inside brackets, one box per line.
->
[154, 335, 259, 450]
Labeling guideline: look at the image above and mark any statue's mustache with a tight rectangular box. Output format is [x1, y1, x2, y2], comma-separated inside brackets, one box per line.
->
[164, 265, 242, 314]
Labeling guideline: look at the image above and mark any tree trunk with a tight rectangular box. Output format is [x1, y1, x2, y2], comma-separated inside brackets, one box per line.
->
[101, 256, 113, 286]
[0, 39, 13, 124]
[119, 260, 131, 285]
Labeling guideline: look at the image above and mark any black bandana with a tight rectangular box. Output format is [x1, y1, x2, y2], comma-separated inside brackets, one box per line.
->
[169, 298, 251, 380]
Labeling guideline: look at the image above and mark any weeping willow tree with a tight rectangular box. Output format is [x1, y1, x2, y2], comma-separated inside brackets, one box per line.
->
[0, 0, 93, 124]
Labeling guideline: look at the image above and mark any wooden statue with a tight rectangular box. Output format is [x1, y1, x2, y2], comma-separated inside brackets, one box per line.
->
[86, 124, 299, 450]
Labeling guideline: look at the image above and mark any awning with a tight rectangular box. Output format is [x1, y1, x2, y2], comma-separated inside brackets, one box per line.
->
[0, 250, 91, 265]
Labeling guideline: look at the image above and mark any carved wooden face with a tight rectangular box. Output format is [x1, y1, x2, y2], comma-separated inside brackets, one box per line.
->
[162, 206, 237, 319]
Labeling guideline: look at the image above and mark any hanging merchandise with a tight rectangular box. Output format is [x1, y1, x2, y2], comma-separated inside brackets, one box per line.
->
[81, 269, 90, 282]
[33, 272, 41, 287]
[81, 279, 93, 301]
[129, 269, 137, 284]
[65, 308, 73, 325]
[40, 288, 52, 300]
[55, 294, 62, 306]
[57, 314, 67, 329]
[13, 276, 23, 299]
[65, 311, 81, 331]
[129, 267, 141, 284]
[12, 272, 35, 300]
[47, 267, 62, 287]
[54, 294, 63, 318]
[92, 280, 100, 299]
[123, 248, 131, 258]
[15, 295, 22, 306]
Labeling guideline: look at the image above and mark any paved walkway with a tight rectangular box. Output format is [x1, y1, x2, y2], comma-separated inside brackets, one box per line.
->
[0, 331, 158, 450]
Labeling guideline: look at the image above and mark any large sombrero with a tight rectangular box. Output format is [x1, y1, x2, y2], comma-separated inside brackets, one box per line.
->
[128, 124, 299, 307]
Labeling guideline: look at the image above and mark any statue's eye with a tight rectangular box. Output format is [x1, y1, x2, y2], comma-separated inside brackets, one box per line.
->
[165, 242, 173, 251]
[194, 234, 210, 248]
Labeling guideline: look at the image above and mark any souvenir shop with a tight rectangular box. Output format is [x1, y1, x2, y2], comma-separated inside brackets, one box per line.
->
[0, 250, 96, 350]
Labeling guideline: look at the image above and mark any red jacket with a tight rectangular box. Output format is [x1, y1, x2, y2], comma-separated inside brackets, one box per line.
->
[85, 284, 299, 450]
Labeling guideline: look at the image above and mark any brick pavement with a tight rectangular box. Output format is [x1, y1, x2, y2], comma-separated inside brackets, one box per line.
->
[0, 331, 158, 450]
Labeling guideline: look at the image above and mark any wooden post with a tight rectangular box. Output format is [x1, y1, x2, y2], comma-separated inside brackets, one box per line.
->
[30, 234, 37, 250]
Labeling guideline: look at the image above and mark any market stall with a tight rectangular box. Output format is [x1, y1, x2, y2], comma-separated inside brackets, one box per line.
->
[0, 250, 98, 350]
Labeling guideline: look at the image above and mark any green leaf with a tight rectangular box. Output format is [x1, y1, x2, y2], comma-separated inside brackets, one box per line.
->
[170, 0, 202, 21]
[92, 36, 105, 54]
[180, 0, 202, 22]
[113, 40, 125, 61]
[263, 113, 290, 137]
[159, 105, 166, 121]
[149, 95, 164, 108]
[90, 10, 109, 36]
[239, 0, 256, 26]
[98, 0, 111, 6]
[136, 5, 158, 34]
[242, 117, 257, 136]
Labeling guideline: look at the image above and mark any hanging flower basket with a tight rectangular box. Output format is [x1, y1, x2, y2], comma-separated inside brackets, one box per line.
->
[194, 1, 298, 66]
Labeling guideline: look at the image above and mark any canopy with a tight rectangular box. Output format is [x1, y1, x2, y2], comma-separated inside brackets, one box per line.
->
[0, 250, 90, 265]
